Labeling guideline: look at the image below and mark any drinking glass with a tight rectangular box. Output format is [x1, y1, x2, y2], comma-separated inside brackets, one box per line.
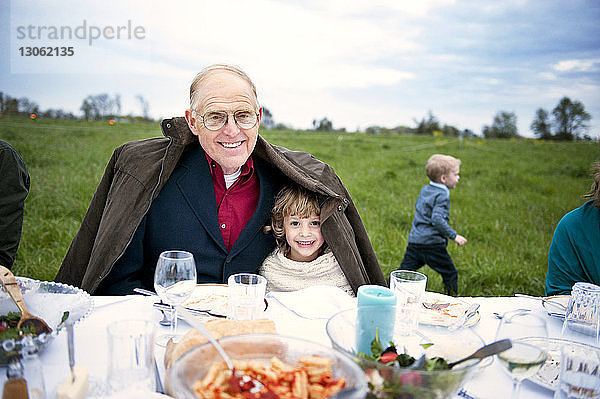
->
[227, 273, 266, 320]
[106, 320, 155, 393]
[561, 282, 600, 346]
[495, 310, 549, 399]
[153, 250, 197, 346]
[554, 342, 600, 399]
[389, 270, 427, 335]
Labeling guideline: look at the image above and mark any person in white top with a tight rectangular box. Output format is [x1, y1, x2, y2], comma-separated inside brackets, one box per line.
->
[259, 184, 354, 296]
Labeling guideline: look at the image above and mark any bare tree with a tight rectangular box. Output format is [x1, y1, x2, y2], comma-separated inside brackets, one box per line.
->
[261, 107, 274, 129]
[414, 111, 440, 135]
[114, 94, 121, 116]
[18, 97, 39, 114]
[136, 95, 150, 119]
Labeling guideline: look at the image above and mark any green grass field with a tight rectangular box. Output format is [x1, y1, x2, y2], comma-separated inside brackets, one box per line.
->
[2, 118, 598, 296]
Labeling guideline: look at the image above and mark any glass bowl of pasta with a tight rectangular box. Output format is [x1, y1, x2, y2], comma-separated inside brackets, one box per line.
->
[168, 333, 368, 398]
[326, 308, 488, 399]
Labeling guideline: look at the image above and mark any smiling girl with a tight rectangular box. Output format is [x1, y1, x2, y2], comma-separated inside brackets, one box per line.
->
[259, 184, 353, 296]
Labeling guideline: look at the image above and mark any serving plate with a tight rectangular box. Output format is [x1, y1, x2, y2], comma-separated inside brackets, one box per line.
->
[0, 277, 93, 364]
[419, 292, 480, 328]
[521, 337, 597, 391]
[183, 284, 229, 317]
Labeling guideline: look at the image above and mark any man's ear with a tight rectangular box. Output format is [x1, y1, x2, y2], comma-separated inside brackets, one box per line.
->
[439, 174, 447, 184]
[257, 107, 263, 128]
[185, 109, 199, 136]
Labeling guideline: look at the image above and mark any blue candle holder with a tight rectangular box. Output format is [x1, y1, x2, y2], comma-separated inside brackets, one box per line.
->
[356, 285, 396, 355]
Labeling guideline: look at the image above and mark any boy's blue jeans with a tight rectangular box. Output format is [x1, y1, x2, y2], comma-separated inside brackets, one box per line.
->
[400, 242, 458, 296]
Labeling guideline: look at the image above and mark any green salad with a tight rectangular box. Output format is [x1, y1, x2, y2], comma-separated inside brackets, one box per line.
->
[0, 311, 69, 342]
[357, 330, 469, 399]
[359, 329, 450, 371]
[0, 312, 36, 341]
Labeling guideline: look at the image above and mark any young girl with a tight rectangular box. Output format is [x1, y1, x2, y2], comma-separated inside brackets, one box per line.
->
[259, 184, 354, 296]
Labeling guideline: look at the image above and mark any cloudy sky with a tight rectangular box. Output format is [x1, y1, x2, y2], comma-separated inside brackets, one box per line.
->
[2, 0, 599, 138]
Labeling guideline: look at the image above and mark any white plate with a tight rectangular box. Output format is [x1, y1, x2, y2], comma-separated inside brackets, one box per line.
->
[184, 284, 229, 317]
[419, 292, 480, 327]
[521, 337, 597, 391]
[542, 295, 569, 319]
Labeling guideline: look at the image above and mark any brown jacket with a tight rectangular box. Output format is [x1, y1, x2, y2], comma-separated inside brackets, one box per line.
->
[55, 117, 385, 293]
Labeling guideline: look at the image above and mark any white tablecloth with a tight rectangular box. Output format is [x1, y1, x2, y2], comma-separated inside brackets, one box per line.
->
[3, 290, 563, 398]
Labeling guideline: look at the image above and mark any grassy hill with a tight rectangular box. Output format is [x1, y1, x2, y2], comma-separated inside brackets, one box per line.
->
[2, 118, 598, 296]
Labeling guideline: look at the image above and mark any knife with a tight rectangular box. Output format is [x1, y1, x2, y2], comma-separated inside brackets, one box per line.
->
[66, 321, 75, 383]
[153, 301, 226, 318]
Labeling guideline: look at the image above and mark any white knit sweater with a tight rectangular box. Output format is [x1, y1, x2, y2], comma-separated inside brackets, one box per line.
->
[259, 248, 354, 296]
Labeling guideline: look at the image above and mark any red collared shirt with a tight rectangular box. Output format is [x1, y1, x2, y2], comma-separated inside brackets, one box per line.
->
[206, 154, 259, 251]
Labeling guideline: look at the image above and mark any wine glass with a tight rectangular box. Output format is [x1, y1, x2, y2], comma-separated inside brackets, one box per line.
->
[153, 250, 197, 346]
[494, 309, 548, 399]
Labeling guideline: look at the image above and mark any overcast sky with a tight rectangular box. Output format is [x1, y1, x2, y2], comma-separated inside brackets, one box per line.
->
[2, 0, 599, 138]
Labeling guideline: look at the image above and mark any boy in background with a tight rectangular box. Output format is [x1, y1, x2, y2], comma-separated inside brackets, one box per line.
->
[399, 154, 467, 295]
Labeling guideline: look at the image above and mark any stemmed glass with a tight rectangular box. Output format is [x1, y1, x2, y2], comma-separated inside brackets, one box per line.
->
[153, 250, 197, 346]
[495, 310, 548, 399]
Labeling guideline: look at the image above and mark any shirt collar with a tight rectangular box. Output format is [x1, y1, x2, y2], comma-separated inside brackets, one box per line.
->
[204, 153, 254, 182]
[429, 180, 449, 194]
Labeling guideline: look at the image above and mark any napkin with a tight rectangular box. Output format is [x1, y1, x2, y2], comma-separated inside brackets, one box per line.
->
[267, 285, 356, 319]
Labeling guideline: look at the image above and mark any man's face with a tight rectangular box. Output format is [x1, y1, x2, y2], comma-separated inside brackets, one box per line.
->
[185, 71, 261, 175]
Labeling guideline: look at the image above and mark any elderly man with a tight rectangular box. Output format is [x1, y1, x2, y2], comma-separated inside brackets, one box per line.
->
[55, 64, 386, 295]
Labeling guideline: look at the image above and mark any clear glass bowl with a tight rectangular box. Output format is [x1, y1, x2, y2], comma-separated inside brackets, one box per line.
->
[326, 307, 487, 399]
[169, 333, 368, 399]
[0, 277, 93, 364]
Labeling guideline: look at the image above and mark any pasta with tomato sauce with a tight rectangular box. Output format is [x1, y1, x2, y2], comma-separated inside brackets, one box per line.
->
[192, 355, 346, 399]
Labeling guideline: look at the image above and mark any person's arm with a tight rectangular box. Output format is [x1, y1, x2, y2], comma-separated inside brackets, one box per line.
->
[326, 173, 386, 289]
[453, 234, 467, 246]
[94, 215, 147, 295]
[430, 194, 459, 241]
[0, 145, 30, 268]
[545, 217, 585, 296]
[55, 146, 121, 287]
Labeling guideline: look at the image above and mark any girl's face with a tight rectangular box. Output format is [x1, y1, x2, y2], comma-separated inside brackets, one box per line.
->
[283, 213, 325, 262]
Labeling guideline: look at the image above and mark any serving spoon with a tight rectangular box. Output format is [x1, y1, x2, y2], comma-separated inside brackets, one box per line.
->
[0, 266, 52, 335]
[447, 338, 512, 369]
[177, 307, 265, 394]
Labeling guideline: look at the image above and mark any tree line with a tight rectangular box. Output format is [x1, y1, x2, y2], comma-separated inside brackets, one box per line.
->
[0, 92, 153, 122]
[294, 96, 592, 141]
[1, 91, 593, 141]
[481, 97, 592, 141]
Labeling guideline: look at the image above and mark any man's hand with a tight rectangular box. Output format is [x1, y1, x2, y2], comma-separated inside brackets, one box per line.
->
[454, 234, 467, 246]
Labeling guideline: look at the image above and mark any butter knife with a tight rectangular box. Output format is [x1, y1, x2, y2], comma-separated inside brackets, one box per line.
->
[66, 321, 75, 383]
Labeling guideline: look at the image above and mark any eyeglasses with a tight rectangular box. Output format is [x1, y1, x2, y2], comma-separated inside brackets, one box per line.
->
[193, 109, 259, 131]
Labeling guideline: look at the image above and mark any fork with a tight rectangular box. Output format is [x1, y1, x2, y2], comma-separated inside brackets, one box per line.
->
[422, 302, 450, 310]
[492, 309, 530, 319]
